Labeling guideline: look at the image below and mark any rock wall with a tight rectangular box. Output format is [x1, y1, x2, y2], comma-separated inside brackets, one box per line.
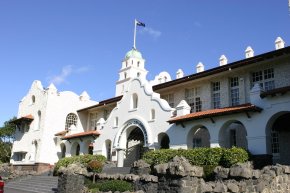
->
[97, 157, 290, 193]
[58, 158, 290, 193]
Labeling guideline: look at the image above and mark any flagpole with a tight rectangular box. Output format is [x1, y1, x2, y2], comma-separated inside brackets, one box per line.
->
[133, 19, 137, 49]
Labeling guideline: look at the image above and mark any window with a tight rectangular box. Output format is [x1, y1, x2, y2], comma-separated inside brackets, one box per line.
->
[32, 95, 35, 104]
[230, 77, 240, 106]
[137, 61, 140, 67]
[65, 113, 78, 130]
[252, 68, 275, 91]
[271, 131, 279, 154]
[150, 109, 155, 120]
[185, 87, 202, 113]
[90, 113, 98, 130]
[104, 110, 108, 120]
[131, 93, 138, 109]
[137, 72, 140, 77]
[114, 117, 119, 127]
[161, 93, 174, 108]
[193, 138, 202, 148]
[124, 72, 127, 79]
[212, 82, 220, 109]
[37, 111, 41, 130]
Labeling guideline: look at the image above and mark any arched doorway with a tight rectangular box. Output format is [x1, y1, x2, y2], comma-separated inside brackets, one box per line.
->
[158, 133, 170, 149]
[71, 142, 80, 156]
[105, 140, 112, 161]
[219, 121, 248, 149]
[31, 140, 38, 161]
[116, 119, 149, 167]
[60, 143, 66, 158]
[266, 112, 290, 164]
[187, 126, 210, 148]
[124, 127, 145, 167]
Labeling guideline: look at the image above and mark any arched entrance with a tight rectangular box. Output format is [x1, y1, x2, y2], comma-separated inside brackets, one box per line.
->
[219, 121, 248, 149]
[60, 143, 66, 158]
[116, 119, 148, 167]
[71, 142, 80, 156]
[266, 112, 290, 164]
[158, 133, 170, 149]
[103, 139, 112, 161]
[187, 126, 210, 148]
[31, 140, 38, 161]
[124, 127, 144, 167]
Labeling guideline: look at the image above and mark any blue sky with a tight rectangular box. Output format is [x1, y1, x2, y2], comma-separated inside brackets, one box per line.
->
[0, 1, 290, 126]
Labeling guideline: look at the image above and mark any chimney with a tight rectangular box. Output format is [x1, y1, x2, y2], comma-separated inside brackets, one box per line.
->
[219, 55, 228, 66]
[275, 37, 285, 50]
[196, 62, 204, 73]
[176, 69, 184, 79]
[176, 100, 191, 116]
[245, 46, 254, 58]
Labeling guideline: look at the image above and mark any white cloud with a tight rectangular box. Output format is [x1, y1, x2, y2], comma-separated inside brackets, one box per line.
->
[140, 27, 162, 39]
[48, 65, 89, 85]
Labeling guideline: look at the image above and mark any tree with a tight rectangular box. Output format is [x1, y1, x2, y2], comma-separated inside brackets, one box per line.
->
[0, 117, 16, 163]
[87, 160, 103, 183]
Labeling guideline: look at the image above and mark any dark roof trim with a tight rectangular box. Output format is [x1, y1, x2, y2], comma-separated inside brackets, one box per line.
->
[77, 95, 123, 112]
[260, 85, 290, 98]
[10, 115, 34, 124]
[61, 130, 100, 140]
[168, 103, 262, 124]
[153, 46, 290, 91]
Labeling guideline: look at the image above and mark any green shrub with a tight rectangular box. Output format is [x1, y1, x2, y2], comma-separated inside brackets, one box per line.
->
[54, 154, 106, 175]
[220, 147, 249, 168]
[142, 147, 248, 168]
[202, 165, 216, 181]
[97, 180, 133, 192]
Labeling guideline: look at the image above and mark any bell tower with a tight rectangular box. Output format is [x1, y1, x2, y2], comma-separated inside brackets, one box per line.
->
[115, 48, 148, 96]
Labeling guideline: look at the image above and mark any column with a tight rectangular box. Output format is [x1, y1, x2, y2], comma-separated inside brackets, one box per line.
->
[117, 149, 125, 167]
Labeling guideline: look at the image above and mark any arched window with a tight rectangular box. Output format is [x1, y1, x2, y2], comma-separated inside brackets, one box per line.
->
[37, 111, 41, 130]
[32, 95, 35, 104]
[114, 117, 119, 127]
[131, 93, 138, 109]
[137, 72, 140, 77]
[65, 113, 78, 130]
[124, 72, 127, 79]
[137, 61, 140, 67]
[150, 109, 155, 120]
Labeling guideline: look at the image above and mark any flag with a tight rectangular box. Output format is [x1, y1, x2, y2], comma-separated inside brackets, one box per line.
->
[136, 20, 145, 27]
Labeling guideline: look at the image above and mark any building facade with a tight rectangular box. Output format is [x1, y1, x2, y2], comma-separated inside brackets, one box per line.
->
[11, 37, 290, 167]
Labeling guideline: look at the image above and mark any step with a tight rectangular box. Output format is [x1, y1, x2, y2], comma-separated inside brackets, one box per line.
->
[5, 176, 58, 193]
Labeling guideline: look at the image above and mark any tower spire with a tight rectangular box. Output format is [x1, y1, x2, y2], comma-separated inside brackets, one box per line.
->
[133, 19, 145, 49]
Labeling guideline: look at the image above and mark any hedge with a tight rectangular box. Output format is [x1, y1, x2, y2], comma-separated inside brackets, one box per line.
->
[142, 147, 248, 168]
[86, 180, 133, 192]
[54, 154, 106, 175]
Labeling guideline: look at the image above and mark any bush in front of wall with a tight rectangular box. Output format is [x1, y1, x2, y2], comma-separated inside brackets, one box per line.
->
[97, 180, 133, 192]
[86, 180, 133, 192]
[220, 146, 249, 168]
[142, 147, 248, 168]
[54, 154, 106, 175]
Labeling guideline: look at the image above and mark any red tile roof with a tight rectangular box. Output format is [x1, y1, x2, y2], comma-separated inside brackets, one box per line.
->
[61, 130, 100, 140]
[11, 114, 34, 123]
[77, 95, 123, 112]
[260, 85, 290, 98]
[168, 103, 262, 124]
[54, 130, 68, 136]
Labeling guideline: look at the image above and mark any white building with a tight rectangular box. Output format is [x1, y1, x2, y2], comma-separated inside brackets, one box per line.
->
[11, 37, 290, 169]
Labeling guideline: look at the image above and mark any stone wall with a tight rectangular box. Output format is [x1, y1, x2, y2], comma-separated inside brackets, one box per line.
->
[96, 157, 290, 193]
